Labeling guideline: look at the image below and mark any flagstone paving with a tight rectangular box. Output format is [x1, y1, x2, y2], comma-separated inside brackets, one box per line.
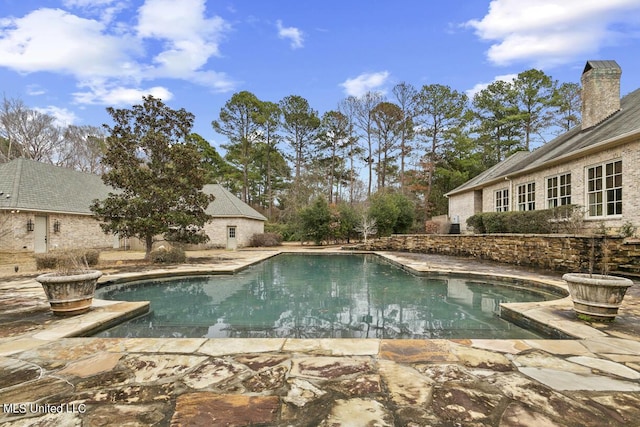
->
[0, 249, 640, 426]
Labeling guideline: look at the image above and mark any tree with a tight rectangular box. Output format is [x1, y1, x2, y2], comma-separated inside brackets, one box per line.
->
[189, 133, 239, 189]
[551, 82, 581, 132]
[280, 95, 320, 181]
[369, 191, 415, 236]
[512, 69, 557, 150]
[414, 84, 470, 216]
[338, 96, 365, 203]
[371, 101, 403, 190]
[255, 101, 284, 218]
[391, 82, 418, 192]
[336, 202, 359, 243]
[299, 196, 331, 244]
[472, 80, 523, 167]
[250, 140, 290, 215]
[355, 213, 377, 243]
[91, 96, 213, 259]
[0, 136, 19, 163]
[316, 110, 351, 203]
[212, 91, 263, 203]
[427, 132, 484, 217]
[351, 91, 384, 197]
[0, 96, 64, 163]
[57, 125, 107, 174]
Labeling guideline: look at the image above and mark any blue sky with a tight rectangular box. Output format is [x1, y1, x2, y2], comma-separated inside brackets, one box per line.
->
[2, 0, 640, 148]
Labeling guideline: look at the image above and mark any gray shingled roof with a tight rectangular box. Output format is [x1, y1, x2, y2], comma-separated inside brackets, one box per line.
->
[0, 158, 110, 214]
[446, 87, 640, 196]
[0, 159, 266, 221]
[203, 184, 266, 221]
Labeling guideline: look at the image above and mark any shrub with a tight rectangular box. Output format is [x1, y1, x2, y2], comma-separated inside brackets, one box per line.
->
[369, 191, 415, 236]
[35, 249, 101, 271]
[265, 222, 300, 242]
[466, 214, 485, 234]
[620, 221, 637, 238]
[482, 212, 507, 233]
[83, 249, 100, 267]
[466, 206, 584, 234]
[150, 246, 186, 264]
[249, 233, 283, 247]
[299, 197, 331, 244]
[35, 253, 58, 270]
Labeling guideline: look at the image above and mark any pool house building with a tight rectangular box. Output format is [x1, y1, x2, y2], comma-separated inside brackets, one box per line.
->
[0, 159, 265, 253]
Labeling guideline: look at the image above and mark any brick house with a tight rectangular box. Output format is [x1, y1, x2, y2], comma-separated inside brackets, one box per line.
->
[446, 60, 640, 233]
[0, 159, 265, 253]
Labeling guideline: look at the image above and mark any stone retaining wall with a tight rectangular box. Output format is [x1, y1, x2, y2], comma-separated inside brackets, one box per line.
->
[361, 234, 640, 274]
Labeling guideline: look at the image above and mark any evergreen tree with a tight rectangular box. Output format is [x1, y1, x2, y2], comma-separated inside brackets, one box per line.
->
[316, 110, 351, 203]
[91, 96, 213, 259]
[512, 69, 557, 149]
[280, 95, 320, 181]
[212, 91, 263, 203]
[472, 80, 524, 167]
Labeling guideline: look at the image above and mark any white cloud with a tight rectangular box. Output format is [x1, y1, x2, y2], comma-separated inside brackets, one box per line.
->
[340, 71, 390, 97]
[62, 0, 127, 23]
[136, 0, 234, 88]
[34, 105, 79, 126]
[0, 1, 235, 106]
[466, 73, 517, 98]
[26, 84, 46, 96]
[73, 81, 173, 105]
[466, 0, 640, 66]
[0, 8, 139, 78]
[276, 20, 304, 49]
[62, 0, 120, 7]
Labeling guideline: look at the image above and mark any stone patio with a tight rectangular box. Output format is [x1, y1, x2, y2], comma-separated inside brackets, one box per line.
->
[1, 248, 640, 426]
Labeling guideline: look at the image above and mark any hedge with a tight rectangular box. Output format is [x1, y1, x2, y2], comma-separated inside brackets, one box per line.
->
[466, 205, 581, 234]
[35, 249, 100, 271]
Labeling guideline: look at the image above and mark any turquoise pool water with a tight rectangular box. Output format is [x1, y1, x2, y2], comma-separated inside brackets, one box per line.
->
[95, 254, 558, 339]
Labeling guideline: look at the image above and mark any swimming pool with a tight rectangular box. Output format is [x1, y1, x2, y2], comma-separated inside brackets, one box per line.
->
[95, 253, 560, 339]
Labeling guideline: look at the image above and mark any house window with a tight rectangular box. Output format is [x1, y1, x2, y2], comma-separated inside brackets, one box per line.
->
[517, 182, 535, 211]
[587, 160, 622, 217]
[495, 188, 509, 212]
[547, 173, 571, 208]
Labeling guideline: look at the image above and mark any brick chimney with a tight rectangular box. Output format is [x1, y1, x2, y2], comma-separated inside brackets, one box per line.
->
[580, 60, 621, 130]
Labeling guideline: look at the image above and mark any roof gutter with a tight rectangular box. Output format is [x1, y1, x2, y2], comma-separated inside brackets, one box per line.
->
[0, 207, 96, 216]
[446, 128, 640, 197]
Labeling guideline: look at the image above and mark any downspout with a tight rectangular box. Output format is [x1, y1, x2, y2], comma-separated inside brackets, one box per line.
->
[505, 176, 513, 211]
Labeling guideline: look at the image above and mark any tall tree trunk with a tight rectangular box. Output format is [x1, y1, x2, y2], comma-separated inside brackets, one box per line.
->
[367, 131, 373, 197]
[145, 234, 154, 260]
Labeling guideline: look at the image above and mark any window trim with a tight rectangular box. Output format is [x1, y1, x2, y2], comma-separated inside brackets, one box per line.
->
[585, 159, 622, 219]
[495, 188, 509, 212]
[517, 182, 536, 211]
[546, 172, 572, 209]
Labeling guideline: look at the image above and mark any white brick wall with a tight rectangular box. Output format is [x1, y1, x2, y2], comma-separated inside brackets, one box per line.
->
[202, 217, 265, 248]
[1, 211, 266, 252]
[0, 211, 113, 252]
[449, 138, 640, 232]
[448, 192, 479, 232]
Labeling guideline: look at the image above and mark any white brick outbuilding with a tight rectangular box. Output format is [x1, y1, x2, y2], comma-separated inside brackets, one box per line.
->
[0, 160, 265, 253]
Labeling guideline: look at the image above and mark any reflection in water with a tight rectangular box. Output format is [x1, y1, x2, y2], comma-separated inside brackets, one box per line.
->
[95, 254, 555, 339]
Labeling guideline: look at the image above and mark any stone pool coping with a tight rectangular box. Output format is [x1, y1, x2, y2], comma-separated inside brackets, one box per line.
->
[0, 248, 631, 357]
[2, 248, 640, 425]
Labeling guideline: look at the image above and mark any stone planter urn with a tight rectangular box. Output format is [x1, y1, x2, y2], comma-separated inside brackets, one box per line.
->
[36, 270, 102, 316]
[562, 273, 634, 322]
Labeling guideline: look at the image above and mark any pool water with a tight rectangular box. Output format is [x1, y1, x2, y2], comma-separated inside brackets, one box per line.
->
[95, 254, 558, 339]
